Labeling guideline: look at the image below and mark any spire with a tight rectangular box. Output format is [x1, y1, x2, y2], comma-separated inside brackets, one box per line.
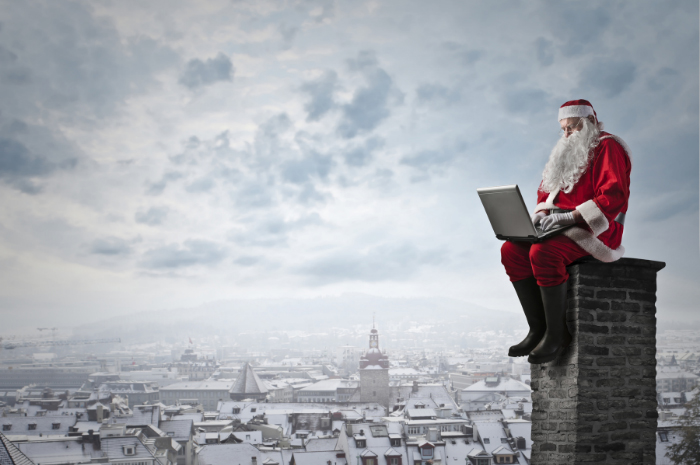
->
[229, 362, 268, 398]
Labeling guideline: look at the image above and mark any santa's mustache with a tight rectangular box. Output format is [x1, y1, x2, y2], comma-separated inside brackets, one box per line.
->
[541, 118, 600, 193]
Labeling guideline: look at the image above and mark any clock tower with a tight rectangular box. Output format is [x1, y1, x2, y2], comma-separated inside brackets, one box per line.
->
[359, 322, 390, 408]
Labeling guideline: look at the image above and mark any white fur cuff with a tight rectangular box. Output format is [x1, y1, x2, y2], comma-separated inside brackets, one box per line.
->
[562, 227, 625, 263]
[576, 200, 609, 236]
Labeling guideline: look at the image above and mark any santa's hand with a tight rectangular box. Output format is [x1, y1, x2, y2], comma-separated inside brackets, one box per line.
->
[531, 211, 547, 226]
[540, 212, 575, 231]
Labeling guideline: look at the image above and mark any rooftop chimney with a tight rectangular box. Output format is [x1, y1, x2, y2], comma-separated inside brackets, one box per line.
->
[530, 257, 664, 464]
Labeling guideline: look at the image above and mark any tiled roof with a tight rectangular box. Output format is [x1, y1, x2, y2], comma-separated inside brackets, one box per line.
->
[0, 432, 35, 465]
[230, 363, 268, 395]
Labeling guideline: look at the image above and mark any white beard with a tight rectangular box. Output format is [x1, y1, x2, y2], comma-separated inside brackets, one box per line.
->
[541, 118, 601, 194]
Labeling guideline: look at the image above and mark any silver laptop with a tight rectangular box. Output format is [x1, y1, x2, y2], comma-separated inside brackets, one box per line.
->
[476, 184, 572, 242]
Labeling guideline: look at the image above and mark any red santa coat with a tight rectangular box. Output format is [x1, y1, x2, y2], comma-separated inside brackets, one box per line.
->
[534, 132, 631, 262]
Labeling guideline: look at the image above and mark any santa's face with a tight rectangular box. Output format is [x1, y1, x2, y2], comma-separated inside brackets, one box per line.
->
[559, 117, 583, 138]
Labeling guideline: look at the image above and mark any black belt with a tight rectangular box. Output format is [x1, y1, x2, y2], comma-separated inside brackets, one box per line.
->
[549, 208, 626, 225]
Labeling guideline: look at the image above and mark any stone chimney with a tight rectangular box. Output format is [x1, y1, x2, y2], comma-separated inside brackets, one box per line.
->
[530, 257, 664, 464]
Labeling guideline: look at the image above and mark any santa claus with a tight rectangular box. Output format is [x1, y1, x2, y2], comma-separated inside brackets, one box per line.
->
[501, 99, 631, 364]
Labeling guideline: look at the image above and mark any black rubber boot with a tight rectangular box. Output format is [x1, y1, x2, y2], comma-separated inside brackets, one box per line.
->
[507, 277, 547, 357]
[528, 281, 572, 364]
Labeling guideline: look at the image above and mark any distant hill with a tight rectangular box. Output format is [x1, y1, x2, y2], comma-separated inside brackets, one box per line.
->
[72, 293, 522, 348]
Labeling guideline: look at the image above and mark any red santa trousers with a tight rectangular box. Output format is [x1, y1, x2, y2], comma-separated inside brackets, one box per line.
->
[501, 235, 591, 287]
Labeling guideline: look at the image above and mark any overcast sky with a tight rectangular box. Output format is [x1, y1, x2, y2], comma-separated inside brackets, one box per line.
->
[0, 0, 698, 332]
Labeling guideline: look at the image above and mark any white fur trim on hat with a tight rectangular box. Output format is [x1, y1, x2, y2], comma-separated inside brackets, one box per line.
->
[576, 200, 609, 236]
[562, 226, 625, 263]
[558, 105, 595, 121]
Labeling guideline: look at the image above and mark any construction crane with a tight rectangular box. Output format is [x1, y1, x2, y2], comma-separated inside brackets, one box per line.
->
[1, 337, 121, 350]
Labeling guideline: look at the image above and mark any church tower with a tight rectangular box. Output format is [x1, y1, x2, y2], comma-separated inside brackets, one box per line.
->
[359, 321, 390, 408]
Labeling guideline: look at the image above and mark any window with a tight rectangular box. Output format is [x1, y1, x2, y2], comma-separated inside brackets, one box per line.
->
[124, 446, 135, 456]
[501, 438, 508, 443]
[365, 460, 375, 465]
[390, 438, 401, 447]
[356, 439, 366, 448]
[659, 432, 669, 442]
[251, 408, 257, 412]
[28, 423, 37, 430]
[2, 425, 10, 431]
[232, 407, 240, 414]
[246, 435, 251, 440]
[420, 448, 433, 459]
[52, 423, 61, 430]
[483, 438, 490, 444]
[408, 427, 420, 435]
[475, 459, 491, 465]
[389, 458, 399, 465]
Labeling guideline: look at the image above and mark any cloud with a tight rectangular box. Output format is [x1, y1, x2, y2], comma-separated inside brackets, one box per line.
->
[299, 243, 448, 284]
[0, 1, 178, 123]
[134, 206, 169, 226]
[440, 41, 483, 66]
[0, 138, 54, 177]
[545, 5, 611, 56]
[415, 83, 461, 106]
[229, 213, 323, 247]
[535, 37, 554, 66]
[140, 240, 226, 269]
[337, 51, 403, 139]
[146, 171, 184, 196]
[300, 70, 338, 122]
[178, 52, 234, 90]
[185, 176, 215, 193]
[279, 23, 299, 49]
[578, 59, 636, 98]
[503, 88, 551, 115]
[89, 237, 132, 256]
[343, 136, 384, 167]
[0, 136, 77, 194]
[281, 152, 334, 184]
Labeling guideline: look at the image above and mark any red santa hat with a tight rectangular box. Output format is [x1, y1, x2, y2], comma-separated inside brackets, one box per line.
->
[558, 99, 597, 122]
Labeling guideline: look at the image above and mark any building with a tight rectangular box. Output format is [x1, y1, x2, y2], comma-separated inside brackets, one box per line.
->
[296, 379, 359, 403]
[160, 380, 233, 411]
[359, 325, 390, 408]
[458, 377, 531, 412]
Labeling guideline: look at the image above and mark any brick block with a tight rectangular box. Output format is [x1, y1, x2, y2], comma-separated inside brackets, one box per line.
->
[611, 388, 641, 397]
[594, 442, 626, 452]
[627, 337, 656, 345]
[611, 346, 641, 356]
[612, 411, 643, 420]
[595, 378, 625, 388]
[598, 421, 629, 432]
[611, 325, 641, 335]
[576, 298, 611, 310]
[629, 314, 656, 325]
[581, 345, 609, 356]
[579, 324, 609, 334]
[596, 311, 627, 322]
[611, 301, 641, 312]
[596, 357, 626, 366]
[609, 367, 641, 378]
[629, 291, 656, 303]
[596, 290, 627, 300]
[597, 335, 626, 345]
